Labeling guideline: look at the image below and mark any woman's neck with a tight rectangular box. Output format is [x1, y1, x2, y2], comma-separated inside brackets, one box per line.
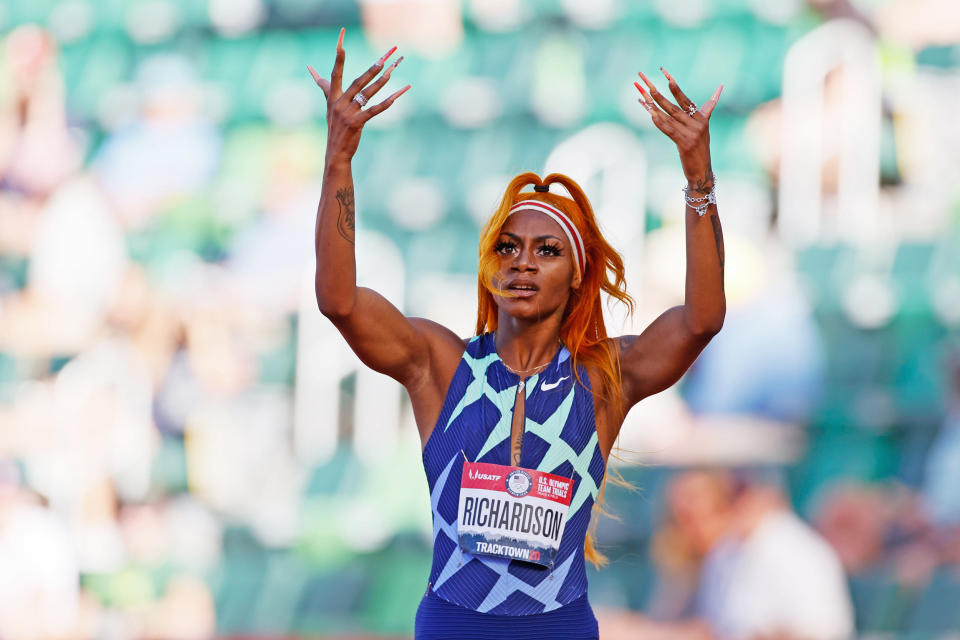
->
[493, 315, 563, 373]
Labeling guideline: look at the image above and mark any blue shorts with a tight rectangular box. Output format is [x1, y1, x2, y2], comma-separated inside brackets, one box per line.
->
[414, 590, 599, 640]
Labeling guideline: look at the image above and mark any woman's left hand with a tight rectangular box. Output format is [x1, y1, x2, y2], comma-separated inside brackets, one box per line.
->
[635, 68, 722, 186]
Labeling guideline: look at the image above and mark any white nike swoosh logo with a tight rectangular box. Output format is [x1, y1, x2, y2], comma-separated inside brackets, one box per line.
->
[541, 376, 569, 391]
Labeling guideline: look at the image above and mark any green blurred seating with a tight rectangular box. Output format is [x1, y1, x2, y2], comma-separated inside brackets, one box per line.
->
[63, 32, 135, 123]
[903, 567, 960, 633]
[356, 540, 432, 633]
[210, 527, 269, 635]
[4, 0, 57, 27]
[293, 564, 367, 632]
[849, 566, 916, 633]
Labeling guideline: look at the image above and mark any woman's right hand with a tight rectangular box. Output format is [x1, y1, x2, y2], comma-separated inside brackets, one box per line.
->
[307, 27, 410, 165]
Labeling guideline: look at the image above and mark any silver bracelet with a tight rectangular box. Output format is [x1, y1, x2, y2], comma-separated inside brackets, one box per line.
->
[683, 174, 717, 217]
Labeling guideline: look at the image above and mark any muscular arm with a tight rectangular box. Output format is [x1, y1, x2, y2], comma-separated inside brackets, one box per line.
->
[315, 160, 449, 388]
[617, 169, 725, 413]
[620, 185, 724, 404]
[611, 72, 727, 420]
[309, 34, 466, 395]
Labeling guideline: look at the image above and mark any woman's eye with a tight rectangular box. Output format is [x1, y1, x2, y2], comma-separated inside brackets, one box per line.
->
[538, 244, 562, 256]
[495, 241, 517, 255]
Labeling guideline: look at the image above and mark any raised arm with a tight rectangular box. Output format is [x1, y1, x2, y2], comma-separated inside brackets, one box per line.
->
[616, 70, 727, 414]
[310, 30, 456, 390]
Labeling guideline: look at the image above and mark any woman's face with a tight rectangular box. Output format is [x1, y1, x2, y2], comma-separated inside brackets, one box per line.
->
[491, 209, 581, 323]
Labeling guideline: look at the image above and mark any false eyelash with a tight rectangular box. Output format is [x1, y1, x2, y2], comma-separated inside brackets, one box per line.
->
[538, 243, 562, 256]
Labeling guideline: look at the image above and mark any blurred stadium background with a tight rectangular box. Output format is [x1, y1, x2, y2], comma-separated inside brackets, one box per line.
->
[1, 0, 959, 638]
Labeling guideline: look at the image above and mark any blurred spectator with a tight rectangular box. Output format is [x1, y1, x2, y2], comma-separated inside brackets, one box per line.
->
[0, 25, 80, 199]
[814, 482, 888, 575]
[622, 469, 855, 640]
[814, 478, 946, 590]
[697, 472, 854, 640]
[226, 132, 322, 314]
[93, 53, 221, 229]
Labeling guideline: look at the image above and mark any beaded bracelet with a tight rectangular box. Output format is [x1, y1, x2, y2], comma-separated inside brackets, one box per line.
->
[682, 174, 717, 217]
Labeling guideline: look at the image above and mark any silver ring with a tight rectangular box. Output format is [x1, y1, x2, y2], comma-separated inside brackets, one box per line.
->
[353, 92, 367, 107]
[686, 103, 698, 117]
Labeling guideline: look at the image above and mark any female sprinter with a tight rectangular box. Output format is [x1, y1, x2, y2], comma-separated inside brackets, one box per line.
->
[308, 28, 725, 640]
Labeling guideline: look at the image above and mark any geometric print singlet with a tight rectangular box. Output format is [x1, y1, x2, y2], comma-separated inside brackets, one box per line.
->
[417, 332, 606, 629]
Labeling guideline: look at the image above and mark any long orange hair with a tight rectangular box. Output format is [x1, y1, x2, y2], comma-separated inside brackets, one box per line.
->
[475, 171, 635, 567]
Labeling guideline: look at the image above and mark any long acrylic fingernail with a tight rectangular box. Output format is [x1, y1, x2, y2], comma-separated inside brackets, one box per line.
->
[660, 66, 674, 82]
[378, 45, 398, 66]
[337, 27, 344, 49]
[637, 71, 655, 89]
[389, 55, 404, 70]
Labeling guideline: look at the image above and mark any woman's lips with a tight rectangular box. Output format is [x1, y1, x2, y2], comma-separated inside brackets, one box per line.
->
[506, 284, 538, 298]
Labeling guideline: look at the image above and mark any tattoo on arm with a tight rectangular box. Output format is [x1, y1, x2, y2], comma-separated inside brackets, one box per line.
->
[513, 431, 523, 466]
[689, 169, 715, 195]
[336, 187, 355, 244]
[618, 335, 638, 359]
[710, 213, 725, 283]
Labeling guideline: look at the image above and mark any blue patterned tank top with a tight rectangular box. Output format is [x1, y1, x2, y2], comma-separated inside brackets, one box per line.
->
[420, 332, 606, 616]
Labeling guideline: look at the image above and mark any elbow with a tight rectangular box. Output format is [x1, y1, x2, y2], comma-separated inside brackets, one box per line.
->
[314, 273, 356, 319]
[699, 321, 723, 337]
[701, 317, 725, 337]
[315, 290, 354, 321]
[689, 314, 725, 338]
[317, 302, 351, 321]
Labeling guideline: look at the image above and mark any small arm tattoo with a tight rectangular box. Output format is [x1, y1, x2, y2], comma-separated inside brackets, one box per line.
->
[710, 213, 725, 283]
[688, 168, 715, 195]
[336, 187, 355, 244]
[617, 335, 638, 357]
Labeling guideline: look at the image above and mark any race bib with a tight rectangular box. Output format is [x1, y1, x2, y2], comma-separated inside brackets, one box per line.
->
[457, 461, 574, 568]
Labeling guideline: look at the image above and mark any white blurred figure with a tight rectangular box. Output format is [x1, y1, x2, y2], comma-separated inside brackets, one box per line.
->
[13, 333, 156, 574]
[604, 470, 854, 640]
[694, 473, 855, 640]
[0, 172, 127, 357]
[0, 461, 80, 640]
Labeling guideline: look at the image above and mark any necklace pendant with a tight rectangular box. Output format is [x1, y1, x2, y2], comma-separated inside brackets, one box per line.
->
[518, 379, 525, 391]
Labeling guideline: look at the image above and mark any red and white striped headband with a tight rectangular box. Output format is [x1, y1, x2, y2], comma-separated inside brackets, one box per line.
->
[507, 199, 586, 277]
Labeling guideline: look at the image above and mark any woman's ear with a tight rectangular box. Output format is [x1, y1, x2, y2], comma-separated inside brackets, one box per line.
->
[572, 272, 582, 290]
